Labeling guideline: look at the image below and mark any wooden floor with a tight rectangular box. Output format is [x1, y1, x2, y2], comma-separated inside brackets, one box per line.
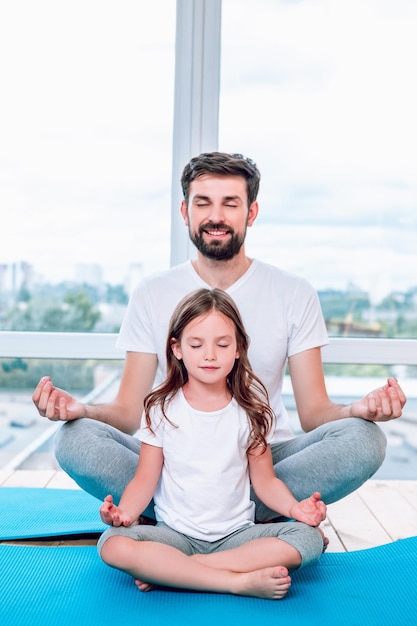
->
[1, 470, 416, 552]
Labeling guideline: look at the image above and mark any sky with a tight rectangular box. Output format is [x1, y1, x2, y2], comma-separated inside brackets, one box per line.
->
[0, 0, 175, 283]
[1, 0, 416, 302]
[220, 0, 417, 302]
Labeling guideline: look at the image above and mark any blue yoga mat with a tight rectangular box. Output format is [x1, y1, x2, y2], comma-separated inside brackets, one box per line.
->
[0, 538, 416, 626]
[0, 487, 105, 538]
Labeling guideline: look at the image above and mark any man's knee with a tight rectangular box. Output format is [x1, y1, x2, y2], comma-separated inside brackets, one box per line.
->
[325, 417, 387, 483]
[346, 417, 387, 468]
[54, 420, 76, 468]
[54, 419, 98, 470]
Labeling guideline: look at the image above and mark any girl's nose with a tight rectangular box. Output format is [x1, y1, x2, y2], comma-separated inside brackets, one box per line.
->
[204, 349, 216, 361]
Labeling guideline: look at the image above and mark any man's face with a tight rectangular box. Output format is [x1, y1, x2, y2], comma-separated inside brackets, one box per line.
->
[181, 175, 258, 261]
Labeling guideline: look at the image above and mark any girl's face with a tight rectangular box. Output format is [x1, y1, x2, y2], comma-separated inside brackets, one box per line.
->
[171, 309, 239, 387]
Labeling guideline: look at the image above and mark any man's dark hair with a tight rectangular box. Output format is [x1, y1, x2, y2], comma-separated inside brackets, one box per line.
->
[181, 152, 261, 205]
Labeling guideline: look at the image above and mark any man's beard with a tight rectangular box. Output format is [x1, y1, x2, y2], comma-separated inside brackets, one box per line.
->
[189, 222, 246, 261]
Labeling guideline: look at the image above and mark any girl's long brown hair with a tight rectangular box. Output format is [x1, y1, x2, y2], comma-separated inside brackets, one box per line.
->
[143, 288, 274, 453]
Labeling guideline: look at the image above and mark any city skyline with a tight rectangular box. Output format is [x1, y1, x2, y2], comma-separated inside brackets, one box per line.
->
[2, 218, 417, 307]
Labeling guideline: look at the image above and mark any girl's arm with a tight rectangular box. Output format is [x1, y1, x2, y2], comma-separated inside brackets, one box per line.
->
[100, 442, 163, 526]
[248, 445, 326, 526]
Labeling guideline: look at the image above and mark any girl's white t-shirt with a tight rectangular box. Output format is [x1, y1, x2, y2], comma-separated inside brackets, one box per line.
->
[138, 391, 272, 541]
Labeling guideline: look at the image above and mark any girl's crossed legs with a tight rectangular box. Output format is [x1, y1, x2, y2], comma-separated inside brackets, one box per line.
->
[97, 521, 324, 600]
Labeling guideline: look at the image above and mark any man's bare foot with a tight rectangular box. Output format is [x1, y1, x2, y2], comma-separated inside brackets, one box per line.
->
[318, 526, 329, 551]
[234, 565, 291, 600]
[131, 515, 157, 527]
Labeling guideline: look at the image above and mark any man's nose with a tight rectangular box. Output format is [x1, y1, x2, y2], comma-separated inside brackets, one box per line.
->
[208, 203, 226, 223]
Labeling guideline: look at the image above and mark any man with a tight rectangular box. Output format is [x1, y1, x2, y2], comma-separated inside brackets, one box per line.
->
[33, 152, 406, 521]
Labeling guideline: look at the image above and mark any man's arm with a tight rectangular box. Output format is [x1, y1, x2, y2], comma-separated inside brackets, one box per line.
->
[32, 351, 158, 435]
[288, 347, 406, 432]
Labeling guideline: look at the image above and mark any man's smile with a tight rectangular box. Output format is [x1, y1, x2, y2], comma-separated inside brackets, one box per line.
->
[202, 225, 232, 239]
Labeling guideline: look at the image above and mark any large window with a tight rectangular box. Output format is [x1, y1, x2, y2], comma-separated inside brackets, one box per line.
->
[0, 0, 175, 332]
[220, 0, 417, 339]
[1, 1, 416, 477]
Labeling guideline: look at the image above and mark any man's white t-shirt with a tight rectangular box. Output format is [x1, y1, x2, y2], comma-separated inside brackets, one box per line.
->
[117, 259, 329, 442]
[138, 391, 272, 541]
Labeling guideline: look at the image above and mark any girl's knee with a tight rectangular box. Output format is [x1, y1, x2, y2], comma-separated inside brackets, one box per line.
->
[278, 540, 302, 570]
[100, 536, 132, 567]
[287, 524, 324, 568]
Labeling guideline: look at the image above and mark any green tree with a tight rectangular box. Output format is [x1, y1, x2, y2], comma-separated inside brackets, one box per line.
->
[7, 290, 101, 332]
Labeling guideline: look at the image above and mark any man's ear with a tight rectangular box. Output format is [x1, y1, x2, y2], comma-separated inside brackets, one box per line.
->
[247, 201, 259, 227]
[180, 201, 189, 225]
[171, 338, 182, 360]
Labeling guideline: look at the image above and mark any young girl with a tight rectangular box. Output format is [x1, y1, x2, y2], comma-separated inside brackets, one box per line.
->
[98, 288, 326, 600]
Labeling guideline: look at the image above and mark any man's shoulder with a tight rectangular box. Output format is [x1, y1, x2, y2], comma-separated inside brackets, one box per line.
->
[251, 259, 310, 287]
[145, 260, 191, 283]
[133, 261, 195, 295]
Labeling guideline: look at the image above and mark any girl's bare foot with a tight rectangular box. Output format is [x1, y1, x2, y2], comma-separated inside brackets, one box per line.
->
[234, 565, 291, 600]
[134, 566, 291, 599]
[134, 578, 157, 592]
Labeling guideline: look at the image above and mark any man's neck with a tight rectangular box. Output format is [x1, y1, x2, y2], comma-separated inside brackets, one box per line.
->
[191, 250, 253, 289]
